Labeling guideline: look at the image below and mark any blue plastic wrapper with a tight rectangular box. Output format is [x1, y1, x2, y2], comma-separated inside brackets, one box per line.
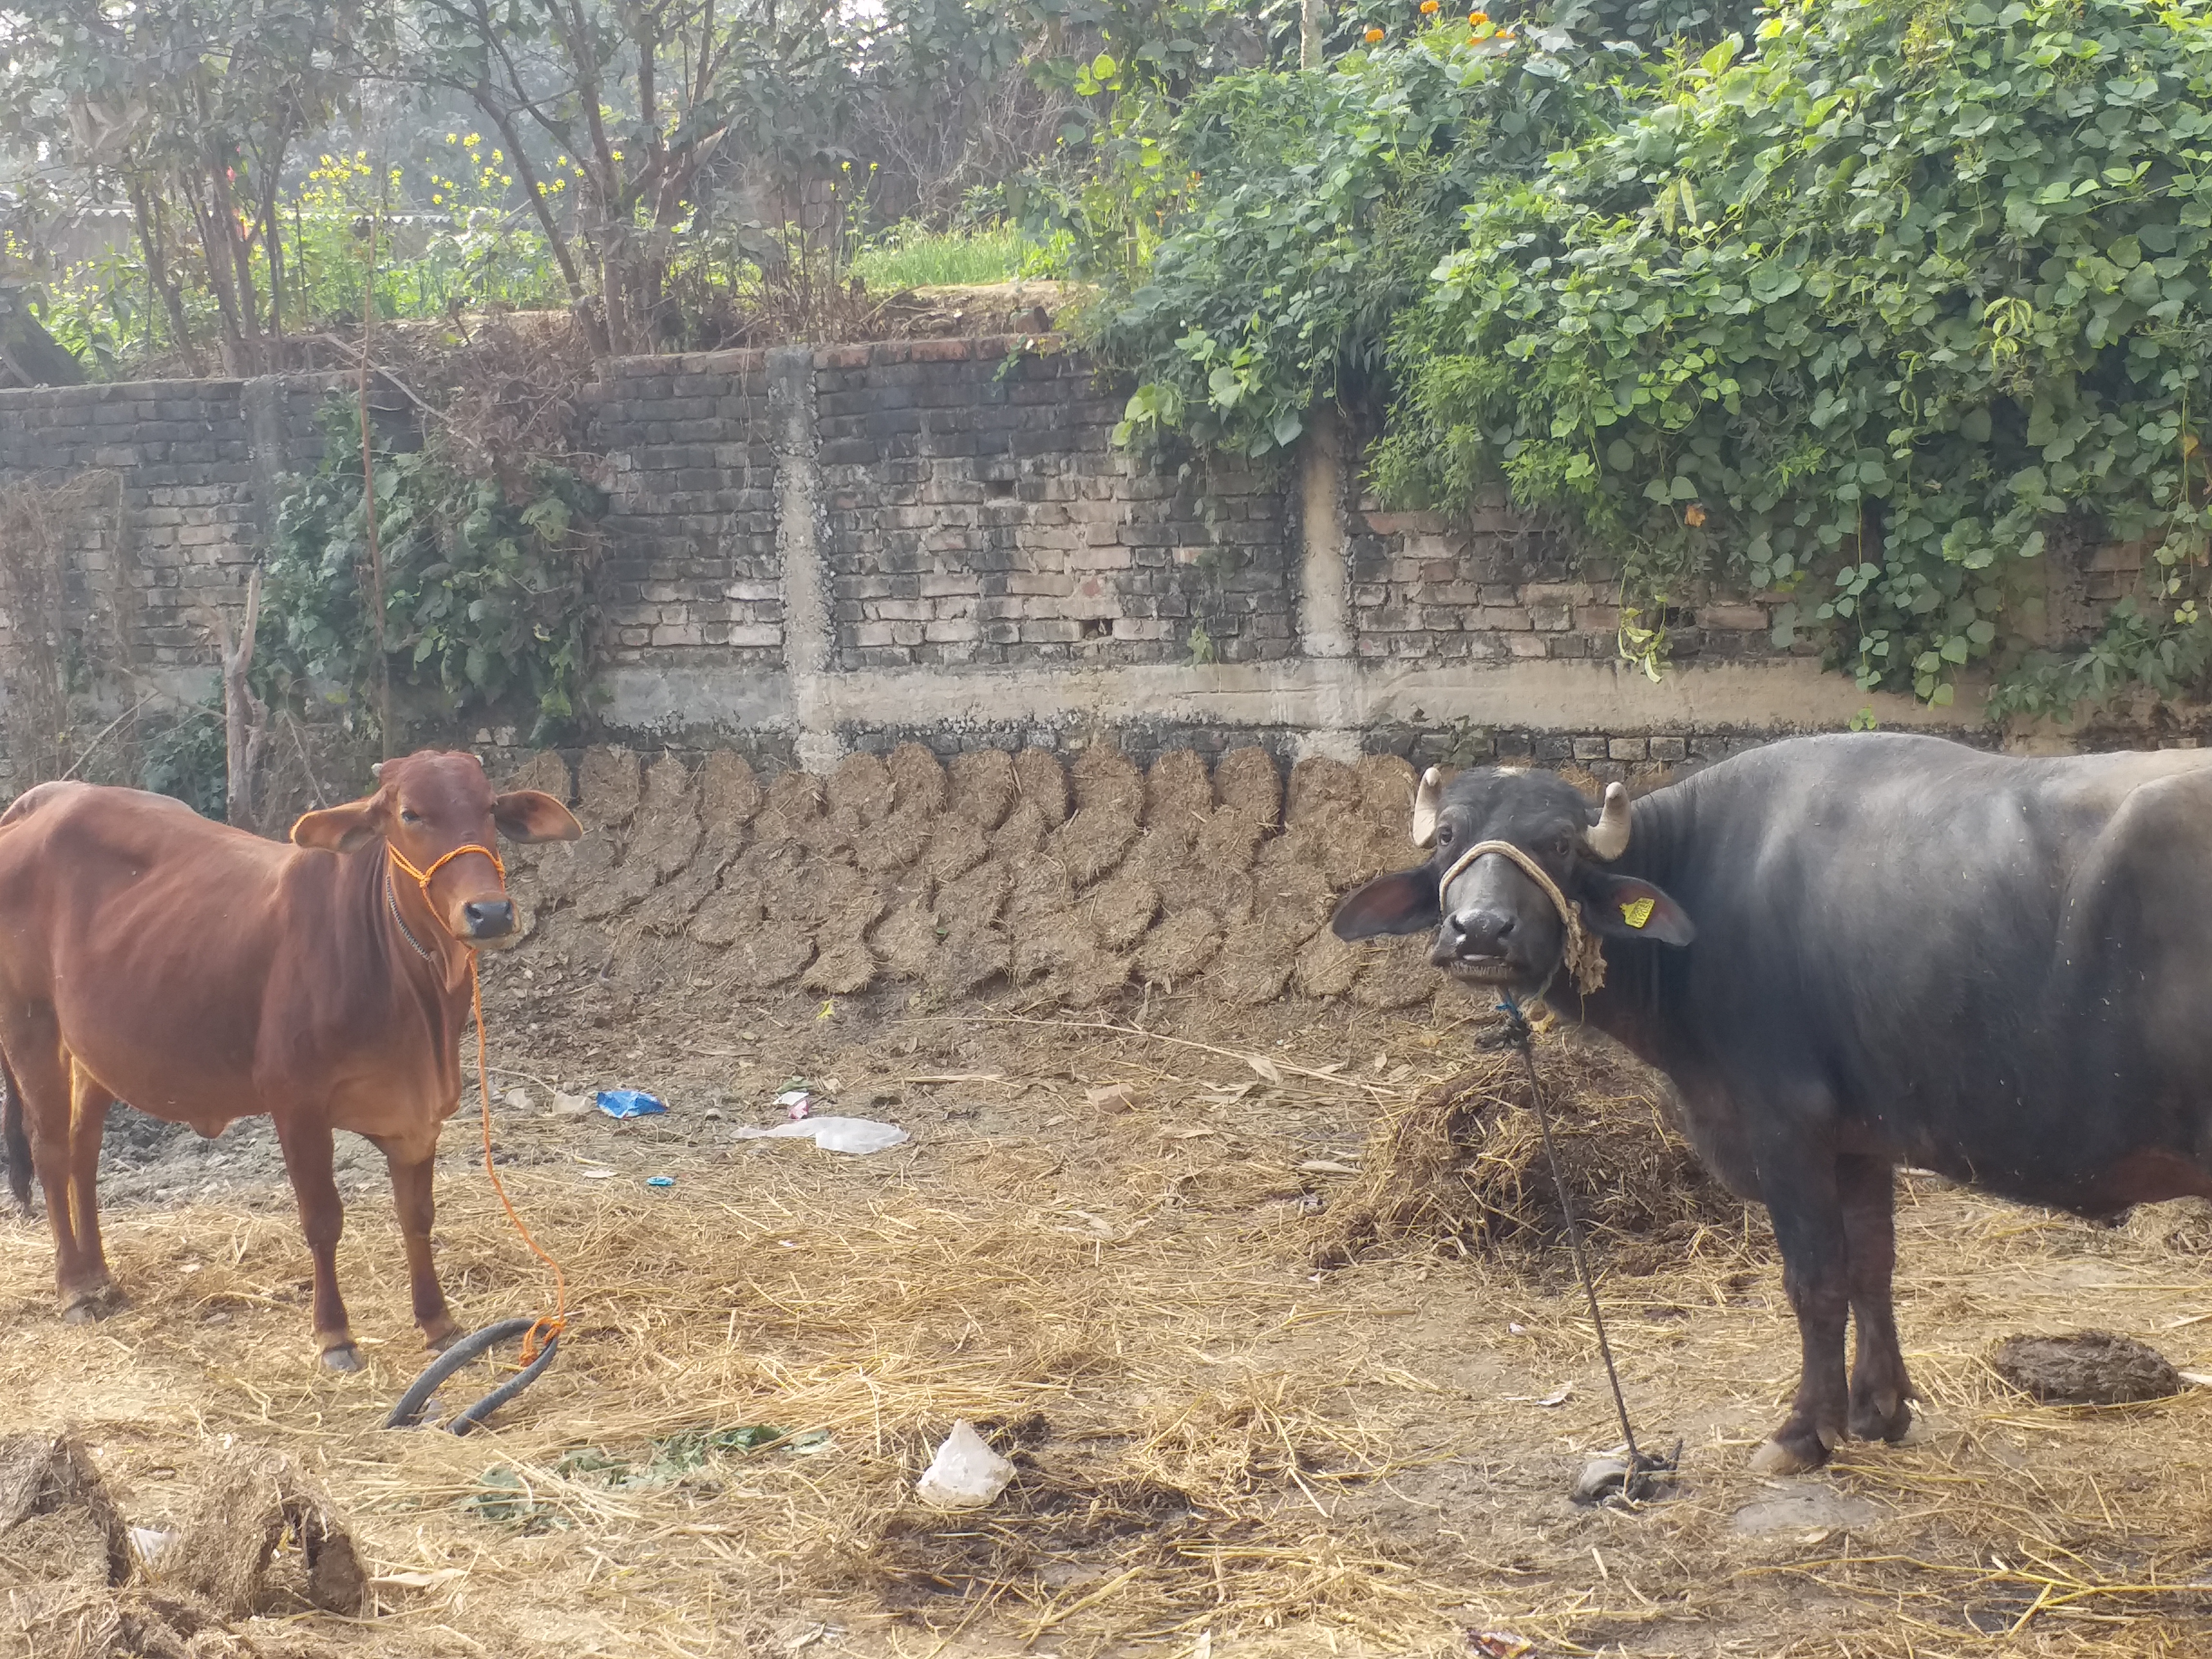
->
[645, 1175, 676, 1190]
[596, 1089, 668, 1120]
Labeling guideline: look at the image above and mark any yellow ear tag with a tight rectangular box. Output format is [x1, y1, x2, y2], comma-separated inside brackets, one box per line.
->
[1620, 896, 1655, 929]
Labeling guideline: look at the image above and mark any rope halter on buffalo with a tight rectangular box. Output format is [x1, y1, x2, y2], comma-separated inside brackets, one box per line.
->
[1439, 838, 1674, 1503]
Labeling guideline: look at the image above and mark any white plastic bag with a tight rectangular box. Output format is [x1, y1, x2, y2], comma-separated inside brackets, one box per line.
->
[730, 1116, 910, 1156]
[914, 1419, 1014, 1510]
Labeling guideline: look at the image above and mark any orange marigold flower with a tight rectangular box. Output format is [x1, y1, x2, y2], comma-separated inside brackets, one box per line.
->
[1421, 0, 1440, 12]
[1366, 24, 1384, 40]
[1684, 504, 1708, 528]
[1470, 7, 1488, 17]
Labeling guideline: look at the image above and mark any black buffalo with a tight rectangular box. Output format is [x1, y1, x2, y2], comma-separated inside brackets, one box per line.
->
[1332, 732, 2212, 1474]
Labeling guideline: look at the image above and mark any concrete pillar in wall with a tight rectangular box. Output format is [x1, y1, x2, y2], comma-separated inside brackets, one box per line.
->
[767, 345, 840, 772]
[1294, 402, 1361, 762]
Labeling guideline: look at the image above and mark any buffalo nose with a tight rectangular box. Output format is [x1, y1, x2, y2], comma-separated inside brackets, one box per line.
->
[1446, 907, 1514, 957]
[463, 899, 516, 938]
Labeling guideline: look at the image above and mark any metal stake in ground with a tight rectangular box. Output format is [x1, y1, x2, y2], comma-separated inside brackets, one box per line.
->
[1489, 994, 1675, 1503]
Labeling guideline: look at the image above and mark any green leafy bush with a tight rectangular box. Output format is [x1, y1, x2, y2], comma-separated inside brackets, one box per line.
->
[1092, 24, 1619, 457]
[1377, 0, 2212, 708]
[263, 402, 603, 742]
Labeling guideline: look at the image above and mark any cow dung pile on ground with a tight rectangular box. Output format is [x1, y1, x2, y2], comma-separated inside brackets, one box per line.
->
[0, 1432, 357, 1658]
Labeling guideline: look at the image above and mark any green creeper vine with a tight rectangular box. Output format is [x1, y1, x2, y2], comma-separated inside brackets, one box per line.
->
[1374, 0, 2212, 711]
[262, 400, 603, 742]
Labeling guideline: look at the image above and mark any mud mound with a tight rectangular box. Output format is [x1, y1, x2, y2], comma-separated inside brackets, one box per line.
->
[827, 752, 896, 825]
[1314, 1033, 1743, 1265]
[0, 1431, 128, 1588]
[1012, 748, 1069, 825]
[1, 1436, 345, 1659]
[500, 740, 1645, 1017]
[1145, 750, 1214, 828]
[161, 1445, 364, 1618]
[887, 743, 948, 816]
[1071, 745, 1144, 817]
[1989, 1333, 2182, 1405]
[503, 749, 575, 803]
[1215, 746, 1282, 826]
[949, 749, 1016, 829]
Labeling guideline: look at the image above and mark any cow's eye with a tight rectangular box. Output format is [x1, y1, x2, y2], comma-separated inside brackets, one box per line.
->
[399, 807, 421, 825]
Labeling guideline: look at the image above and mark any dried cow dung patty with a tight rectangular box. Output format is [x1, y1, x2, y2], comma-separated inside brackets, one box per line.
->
[1988, 1331, 2183, 1405]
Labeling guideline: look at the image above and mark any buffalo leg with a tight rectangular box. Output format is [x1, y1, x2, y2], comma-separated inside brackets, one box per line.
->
[275, 1116, 359, 1371]
[1750, 1136, 1850, 1475]
[385, 1149, 459, 1351]
[64, 1060, 120, 1311]
[1841, 1154, 1913, 1443]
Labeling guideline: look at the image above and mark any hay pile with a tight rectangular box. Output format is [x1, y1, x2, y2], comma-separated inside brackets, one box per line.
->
[1313, 1029, 1743, 1268]
[0, 1434, 356, 1659]
[507, 742, 1449, 1014]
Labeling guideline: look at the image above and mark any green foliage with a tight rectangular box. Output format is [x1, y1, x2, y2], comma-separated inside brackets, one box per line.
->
[1092, 24, 1618, 457]
[848, 220, 1035, 289]
[1374, 0, 2212, 709]
[263, 402, 603, 742]
[138, 698, 228, 818]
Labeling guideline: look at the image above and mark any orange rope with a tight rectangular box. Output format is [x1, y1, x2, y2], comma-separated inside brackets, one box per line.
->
[389, 841, 565, 1365]
[471, 958, 567, 1363]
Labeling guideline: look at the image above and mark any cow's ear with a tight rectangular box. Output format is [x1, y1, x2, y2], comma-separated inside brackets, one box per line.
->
[1331, 867, 1442, 941]
[493, 789, 583, 843]
[1578, 870, 1695, 947]
[289, 795, 386, 854]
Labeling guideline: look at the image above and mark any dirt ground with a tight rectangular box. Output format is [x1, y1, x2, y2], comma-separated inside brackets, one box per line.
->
[8, 740, 2212, 1656]
[9, 977, 2212, 1659]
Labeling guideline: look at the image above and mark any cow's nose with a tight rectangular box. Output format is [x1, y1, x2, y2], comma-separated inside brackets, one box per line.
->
[463, 899, 516, 938]
[1448, 908, 1514, 957]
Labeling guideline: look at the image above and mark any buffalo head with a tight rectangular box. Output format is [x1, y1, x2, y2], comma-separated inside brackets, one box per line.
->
[1331, 766, 1694, 998]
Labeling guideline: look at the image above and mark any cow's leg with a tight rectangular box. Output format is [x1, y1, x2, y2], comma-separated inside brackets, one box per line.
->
[385, 1149, 459, 1351]
[1841, 1154, 1913, 1443]
[1750, 1135, 1850, 1476]
[274, 1116, 360, 1371]
[9, 1038, 98, 1315]
[64, 1060, 120, 1313]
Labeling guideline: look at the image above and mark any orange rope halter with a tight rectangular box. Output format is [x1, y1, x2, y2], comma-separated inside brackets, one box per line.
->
[388, 841, 567, 1364]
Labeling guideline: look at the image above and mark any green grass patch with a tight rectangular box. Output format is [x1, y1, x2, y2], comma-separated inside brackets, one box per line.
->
[849, 223, 1031, 291]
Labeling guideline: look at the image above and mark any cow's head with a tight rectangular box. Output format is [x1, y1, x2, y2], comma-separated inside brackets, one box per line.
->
[290, 750, 581, 943]
[1330, 766, 1693, 997]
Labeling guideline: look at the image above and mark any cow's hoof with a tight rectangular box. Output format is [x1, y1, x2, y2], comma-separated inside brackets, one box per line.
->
[423, 1324, 461, 1354]
[320, 1343, 363, 1374]
[1749, 1433, 1831, 1476]
[60, 1283, 121, 1322]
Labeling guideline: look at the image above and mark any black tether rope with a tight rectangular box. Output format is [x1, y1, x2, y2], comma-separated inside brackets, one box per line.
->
[1486, 993, 1675, 1503]
[384, 1317, 560, 1435]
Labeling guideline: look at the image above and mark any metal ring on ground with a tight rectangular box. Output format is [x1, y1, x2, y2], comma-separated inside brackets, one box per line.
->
[384, 1317, 555, 1434]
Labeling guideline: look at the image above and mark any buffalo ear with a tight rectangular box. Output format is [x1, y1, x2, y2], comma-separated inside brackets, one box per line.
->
[1330, 867, 1442, 941]
[493, 789, 583, 843]
[290, 795, 387, 854]
[1579, 870, 1695, 947]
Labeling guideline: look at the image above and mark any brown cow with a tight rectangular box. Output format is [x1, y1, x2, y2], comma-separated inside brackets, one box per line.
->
[0, 750, 579, 1370]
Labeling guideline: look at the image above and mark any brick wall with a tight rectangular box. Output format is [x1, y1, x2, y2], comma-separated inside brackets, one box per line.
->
[4, 334, 2108, 800]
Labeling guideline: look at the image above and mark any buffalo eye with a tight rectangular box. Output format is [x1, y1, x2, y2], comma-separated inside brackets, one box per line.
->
[1436, 825, 1454, 847]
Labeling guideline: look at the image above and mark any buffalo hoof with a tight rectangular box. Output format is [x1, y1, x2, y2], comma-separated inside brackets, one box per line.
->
[320, 1342, 364, 1374]
[1849, 1393, 1913, 1444]
[1749, 1433, 1832, 1477]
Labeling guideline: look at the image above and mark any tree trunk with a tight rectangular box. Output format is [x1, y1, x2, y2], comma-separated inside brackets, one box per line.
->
[1302, 0, 1326, 67]
[218, 566, 269, 832]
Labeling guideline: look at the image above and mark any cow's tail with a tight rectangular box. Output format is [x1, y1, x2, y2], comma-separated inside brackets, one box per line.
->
[2, 1054, 28, 1217]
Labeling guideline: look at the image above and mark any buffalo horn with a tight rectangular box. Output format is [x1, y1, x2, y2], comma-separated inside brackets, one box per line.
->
[1583, 781, 1631, 861]
[1410, 767, 1443, 848]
